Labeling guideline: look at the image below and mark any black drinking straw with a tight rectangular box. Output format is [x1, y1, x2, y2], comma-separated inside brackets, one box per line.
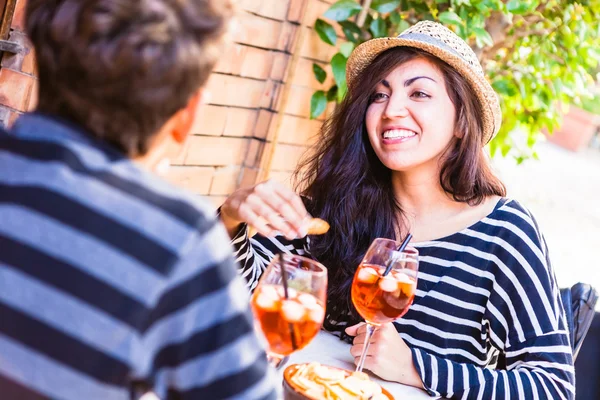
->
[382, 233, 413, 277]
[280, 254, 298, 350]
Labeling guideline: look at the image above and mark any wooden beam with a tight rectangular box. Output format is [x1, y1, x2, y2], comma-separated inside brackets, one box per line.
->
[0, 0, 17, 40]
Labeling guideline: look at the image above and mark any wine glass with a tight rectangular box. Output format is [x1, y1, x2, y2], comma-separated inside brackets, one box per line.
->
[351, 238, 419, 373]
[251, 253, 327, 367]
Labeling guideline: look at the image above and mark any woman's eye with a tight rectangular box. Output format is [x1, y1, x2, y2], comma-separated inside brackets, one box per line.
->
[370, 93, 388, 103]
[411, 91, 430, 99]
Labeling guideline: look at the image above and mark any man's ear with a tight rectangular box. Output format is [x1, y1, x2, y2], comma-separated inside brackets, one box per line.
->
[170, 90, 206, 144]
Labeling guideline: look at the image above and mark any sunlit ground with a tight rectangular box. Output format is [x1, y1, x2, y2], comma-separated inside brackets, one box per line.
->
[492, 138, 600, 310]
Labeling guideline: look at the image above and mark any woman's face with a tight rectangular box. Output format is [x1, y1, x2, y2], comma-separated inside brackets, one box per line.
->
[365, 57, 457, 174]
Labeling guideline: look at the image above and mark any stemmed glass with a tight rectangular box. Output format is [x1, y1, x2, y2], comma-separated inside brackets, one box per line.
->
[251, 253, 327, 367]
[351, 238, 419, 373]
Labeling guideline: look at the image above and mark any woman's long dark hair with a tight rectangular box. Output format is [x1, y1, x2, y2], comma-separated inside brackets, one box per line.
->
[294, 47, 506, 331]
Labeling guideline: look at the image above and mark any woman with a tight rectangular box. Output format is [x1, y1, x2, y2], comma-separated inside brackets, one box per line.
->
[220, 22, 574, 398]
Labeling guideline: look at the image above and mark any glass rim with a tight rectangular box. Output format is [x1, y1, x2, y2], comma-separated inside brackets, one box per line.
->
[371, 238, 418, 253]
[275, 253, 327, 277]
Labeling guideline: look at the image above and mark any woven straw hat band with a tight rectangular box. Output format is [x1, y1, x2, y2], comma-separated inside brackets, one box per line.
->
[346, 21, 501, 144]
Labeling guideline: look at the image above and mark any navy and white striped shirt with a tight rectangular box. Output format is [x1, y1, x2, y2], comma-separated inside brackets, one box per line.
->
[0, 114, 277, 400]
[232, 197, 575, 399]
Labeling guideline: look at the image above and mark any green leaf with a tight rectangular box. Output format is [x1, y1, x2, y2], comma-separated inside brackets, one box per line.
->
[339, 20, 362, 43]
[506, 0, 531, 14]
[371, 0, 401, 13]
[331, 53, 348, 102]
[501, 142, 511, 157]
[389, 11, 401, 26]
[324, 0, 363, 21]
[312, 63, 327, 84]
[315, 19, 337, 46]
[397, 19, 410, 33]
[438, 11, 464, 27]
[326, 86, 338, 102]
[340, 42, 355, 58]
[473, 27, 493, 47]
[310, 91, 327, 119]
[337, 81, 348, 102]
[370, 17, 387, 38]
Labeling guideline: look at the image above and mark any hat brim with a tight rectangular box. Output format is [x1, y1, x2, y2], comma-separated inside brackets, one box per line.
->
[346, 37, 502, 144]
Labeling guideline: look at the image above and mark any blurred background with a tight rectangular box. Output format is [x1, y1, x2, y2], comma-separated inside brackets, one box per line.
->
[0, 0, 598, 397]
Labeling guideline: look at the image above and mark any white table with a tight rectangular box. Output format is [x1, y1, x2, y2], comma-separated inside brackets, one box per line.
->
[278, 331, 434, 399]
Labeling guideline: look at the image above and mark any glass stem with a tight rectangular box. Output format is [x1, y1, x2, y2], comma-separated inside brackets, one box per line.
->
[356, 323, 377, 373]
[267, 352, 288, 369]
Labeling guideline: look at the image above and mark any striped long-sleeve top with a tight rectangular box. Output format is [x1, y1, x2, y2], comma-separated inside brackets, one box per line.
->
[231, 197, 575, 399]
[0, 114, 277, 400]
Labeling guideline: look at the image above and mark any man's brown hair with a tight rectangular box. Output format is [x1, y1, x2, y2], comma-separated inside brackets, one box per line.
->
[26, 0, 233, 157]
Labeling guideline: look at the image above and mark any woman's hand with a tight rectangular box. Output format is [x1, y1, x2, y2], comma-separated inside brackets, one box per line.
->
[220, 179, 310, 240]
[345, 322, 424, 388]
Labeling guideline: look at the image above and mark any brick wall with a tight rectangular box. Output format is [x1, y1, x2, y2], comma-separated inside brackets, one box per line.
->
[0, 0, 37, 126]
[171, 0, 340, 207]
[0, 0, 340, 208]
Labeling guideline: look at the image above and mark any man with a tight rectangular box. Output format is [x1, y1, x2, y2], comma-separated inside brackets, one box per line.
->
[0, 1, 276, 399]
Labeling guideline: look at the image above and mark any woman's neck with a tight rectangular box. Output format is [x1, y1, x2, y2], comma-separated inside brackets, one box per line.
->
[391, 168, 457, 218]
[391, 168, 488, 242]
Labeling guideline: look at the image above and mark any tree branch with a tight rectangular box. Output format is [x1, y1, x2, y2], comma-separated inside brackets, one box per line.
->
[357, 0, 373, 27]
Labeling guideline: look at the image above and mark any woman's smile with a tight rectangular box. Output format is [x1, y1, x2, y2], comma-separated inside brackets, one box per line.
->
[381, 128, 418, 144]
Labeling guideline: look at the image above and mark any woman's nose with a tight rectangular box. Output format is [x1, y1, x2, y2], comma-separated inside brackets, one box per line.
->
[383, 94, 409, 119]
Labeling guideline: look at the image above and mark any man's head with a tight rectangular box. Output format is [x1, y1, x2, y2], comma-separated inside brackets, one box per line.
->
[26, 0, 233, 157]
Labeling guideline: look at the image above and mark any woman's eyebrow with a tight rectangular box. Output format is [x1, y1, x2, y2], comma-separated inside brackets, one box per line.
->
[404, 76, 436, 86]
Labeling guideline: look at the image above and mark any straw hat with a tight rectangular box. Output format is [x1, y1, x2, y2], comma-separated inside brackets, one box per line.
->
[346, 21, 501, 144]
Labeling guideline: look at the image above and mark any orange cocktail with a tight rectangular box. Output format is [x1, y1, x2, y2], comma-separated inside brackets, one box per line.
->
[252, 284, 325, 355]
[350, 238, 419, 373]
[351, 263, 416, 324]
[251, 253, 327, 367]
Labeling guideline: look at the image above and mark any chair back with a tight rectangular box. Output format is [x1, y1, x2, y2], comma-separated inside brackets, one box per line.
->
[562, 282, 599, 360]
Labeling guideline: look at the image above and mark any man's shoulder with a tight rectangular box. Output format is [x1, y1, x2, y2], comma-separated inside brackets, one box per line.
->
[0, 126, 219, 252]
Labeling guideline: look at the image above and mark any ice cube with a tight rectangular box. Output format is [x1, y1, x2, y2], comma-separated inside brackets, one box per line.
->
[393, 271, 414, 284]
[357, 267, 379, 283]
[281, 300, 305, 322]
[297, 293, 318, 307]
[260, 285, 280, 300]
[276, 286, 297, 299]
[308, 305, 325, 323]
[378, 276, 397, 292]
[255, 291, 279, 311]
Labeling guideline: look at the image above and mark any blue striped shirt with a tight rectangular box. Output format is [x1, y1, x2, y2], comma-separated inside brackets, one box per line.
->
[0, 114, 277, 400]
[232, 197, 575, 399]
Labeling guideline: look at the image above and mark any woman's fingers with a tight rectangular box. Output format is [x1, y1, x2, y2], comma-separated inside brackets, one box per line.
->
[350, 343, 366, 358]
[352, 329, 381, 347]
[236, 202, 277, 238]
[244, 193, 297, 239]
[345, 322, 365, 337]
[255, 180, 309, 237]
[221, 179, 310, 239]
